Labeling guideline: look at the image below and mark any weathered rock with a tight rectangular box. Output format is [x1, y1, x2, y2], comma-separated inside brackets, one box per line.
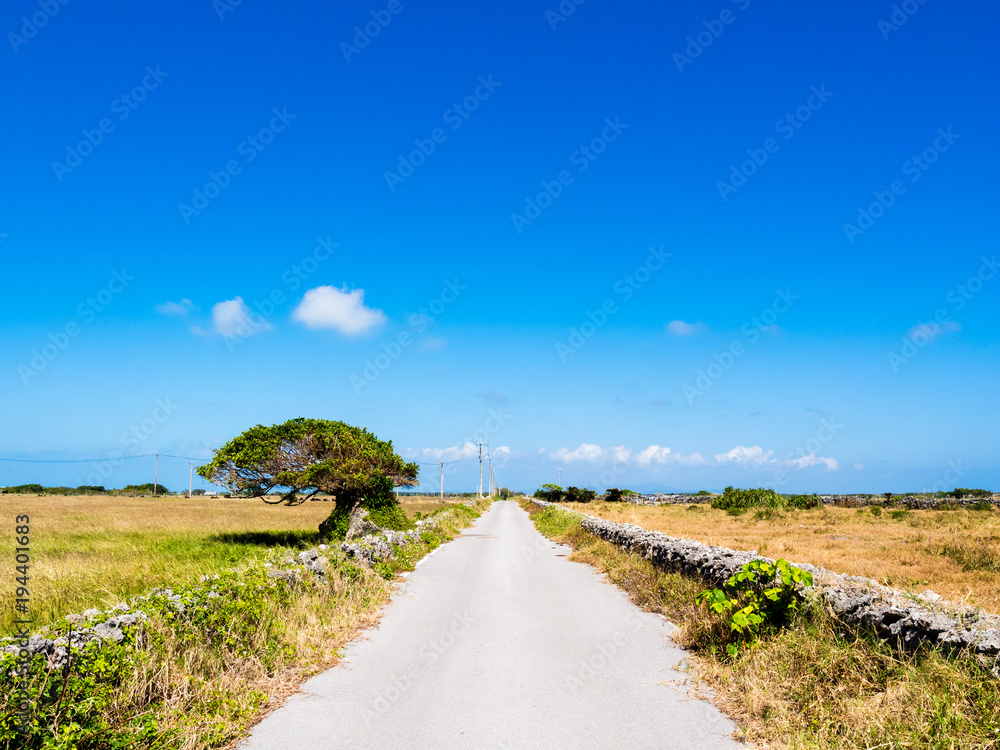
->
[346, 506, 382, 541]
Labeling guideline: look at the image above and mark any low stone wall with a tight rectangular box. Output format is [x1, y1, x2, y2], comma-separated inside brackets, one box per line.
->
[820, 494, 999, 509]
[618, 493, 999, 509]
[623, 494, 713, 506]
[531, 499, 1000, 667]
[2, 507, 471, 667]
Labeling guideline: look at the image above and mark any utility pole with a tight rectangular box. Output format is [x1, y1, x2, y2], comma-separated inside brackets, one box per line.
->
[188, 462, 194, 498]
[488, 453, 493, 496]
[558, 467, 562, 486]
[480, 443, 486, 498]
[153, 454, 159, 497]
[440, 461, 444, 502]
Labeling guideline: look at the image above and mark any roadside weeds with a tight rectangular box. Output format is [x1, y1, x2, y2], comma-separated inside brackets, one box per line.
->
[1, 498, 492, 750]
[522, 499, 1000, 750]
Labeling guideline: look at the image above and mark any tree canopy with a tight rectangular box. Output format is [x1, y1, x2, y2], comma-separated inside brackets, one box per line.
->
[197, 418, 418, 505]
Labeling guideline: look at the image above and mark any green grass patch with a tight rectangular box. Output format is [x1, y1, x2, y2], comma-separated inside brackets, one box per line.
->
[2, 499, 492, 749]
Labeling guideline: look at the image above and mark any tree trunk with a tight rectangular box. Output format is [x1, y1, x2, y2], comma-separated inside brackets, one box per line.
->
[317, 493, 362, 541]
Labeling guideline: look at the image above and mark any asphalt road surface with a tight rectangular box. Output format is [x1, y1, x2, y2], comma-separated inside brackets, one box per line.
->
[240, 500, 741, 750]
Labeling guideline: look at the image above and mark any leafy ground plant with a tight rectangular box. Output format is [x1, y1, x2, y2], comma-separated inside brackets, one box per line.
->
[696, 559, 813, 657]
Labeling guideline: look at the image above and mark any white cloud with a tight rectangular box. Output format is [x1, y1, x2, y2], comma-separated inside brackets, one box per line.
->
[211, 296, 271, 337]
[550, 444, 604, 463]
[785, 453, 839, 471]
[635, 445, 706, 466]
[665, 320, 703, 336]
[156, 298, 194, 316]
[416, 442, 479, 462]
[676, 451, 706, 466]
[906, 320, 961, 342]
[714, 445, 776, 466]
[292, 285, 385, 335]
[611, 445, 632, 463]
[637, 445, 672, 466]
[415, 443, 511, 464]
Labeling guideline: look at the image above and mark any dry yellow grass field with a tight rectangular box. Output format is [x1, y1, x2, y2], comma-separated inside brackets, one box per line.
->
[562, 501, 1000, 614]
[0, 493, 458, 634]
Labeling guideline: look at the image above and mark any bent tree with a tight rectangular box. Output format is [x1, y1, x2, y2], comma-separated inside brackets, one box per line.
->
[197, 418, 418, 540]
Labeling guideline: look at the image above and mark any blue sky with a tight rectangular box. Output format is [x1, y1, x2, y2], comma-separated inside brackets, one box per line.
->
[1, 0, 997, 495]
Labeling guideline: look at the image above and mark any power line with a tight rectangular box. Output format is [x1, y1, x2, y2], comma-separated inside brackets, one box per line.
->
[0, 452, 208, 464]
[408, 456, 475, 466]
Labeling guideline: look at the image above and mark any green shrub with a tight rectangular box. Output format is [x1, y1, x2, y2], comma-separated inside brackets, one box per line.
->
[124, 483, 171, 495]
[534, 484, 564, 502]
[696, 559, 813, 657]
[785, 493, 823, 510]
[564, 486, 596, 503]
[712, 486, 783, 511]
[954, 488, 992, 499]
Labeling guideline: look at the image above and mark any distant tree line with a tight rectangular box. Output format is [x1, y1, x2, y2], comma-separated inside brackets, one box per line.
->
[0, 483, 181, 496]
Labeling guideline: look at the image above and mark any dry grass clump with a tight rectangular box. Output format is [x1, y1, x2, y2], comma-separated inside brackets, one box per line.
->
[565, 501, 1000, 613]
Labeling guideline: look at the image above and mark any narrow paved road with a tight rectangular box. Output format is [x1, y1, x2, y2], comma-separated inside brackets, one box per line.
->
[240, 501, 740, 749]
